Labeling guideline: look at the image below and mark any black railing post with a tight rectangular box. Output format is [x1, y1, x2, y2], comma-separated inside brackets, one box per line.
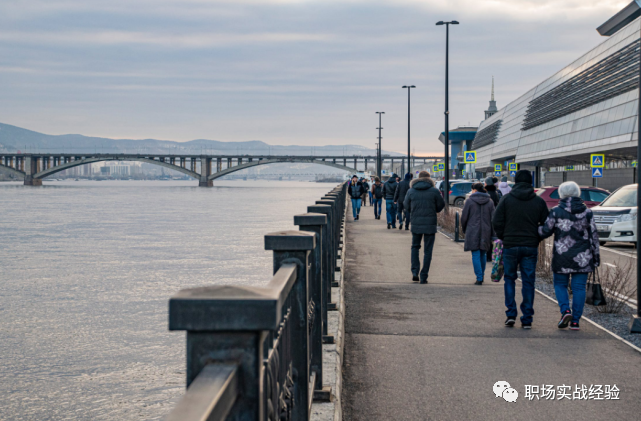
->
[265, 230, 316, 420]
[316, 198, 338, 308]
[307, 204, 333, 340]
[293, 213, 329, 398]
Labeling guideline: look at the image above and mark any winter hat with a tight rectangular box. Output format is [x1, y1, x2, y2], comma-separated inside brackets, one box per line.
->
[484, 177, 495, 186]
[515, 169, 532, 184]
[404, 173, 412, 180]
[501, 176, 508, 182]
[418, 171, 430, 179]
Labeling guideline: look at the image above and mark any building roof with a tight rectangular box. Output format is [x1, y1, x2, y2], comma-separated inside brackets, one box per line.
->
[438, 128, 478, 145]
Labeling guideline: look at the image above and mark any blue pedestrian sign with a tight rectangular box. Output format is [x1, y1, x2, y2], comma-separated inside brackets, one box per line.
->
[382, 170, 386, 175]
[494, 164, 502, 172]
[591, 154, 605, 168]
[510, 171, 516, 177]
[464, 151, 477, 163]
[565, 165, 574, 171]
[433, 164, 439, 172]
[438, 163, 445, 171]
[416, 170, 420, 175]
[632, 161, 638, 168]
[592, 168, 603, 178]
[494, 171, 501, 177]
[508, 163, 518, 171]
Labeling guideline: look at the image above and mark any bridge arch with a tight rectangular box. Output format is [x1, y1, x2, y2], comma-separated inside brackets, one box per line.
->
[0, 164, 25, 179]
[34, 157, 200, 180]
[208, 158, 357, 181]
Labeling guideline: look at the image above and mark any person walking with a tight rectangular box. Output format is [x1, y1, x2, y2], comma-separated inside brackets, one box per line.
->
[383, 173, 399, 229]
[485, 177, 502, 207]
[361, 178, 370, 207]
[461, 183, 495, 285]
[372, 177, 384, 219]
[394, 173, 413, 230]
[369, 176, 375, 205]
[404, 171, 445, 284]
[492, 170, 549, 329]
[348, 175, 364, 220]
[498, 176, 512, 196]
[538, 181, 600, 331]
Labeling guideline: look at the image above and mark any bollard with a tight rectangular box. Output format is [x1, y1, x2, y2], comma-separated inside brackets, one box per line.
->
[308, 204, 334, 342]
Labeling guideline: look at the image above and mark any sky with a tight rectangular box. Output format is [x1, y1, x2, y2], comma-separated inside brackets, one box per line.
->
[0, 0, 632, 155]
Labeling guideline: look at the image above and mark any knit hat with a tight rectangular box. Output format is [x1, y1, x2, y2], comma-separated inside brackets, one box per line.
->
[501, 176, 508, 182]
[515, 169, 532, 184]
[484, 177, 494, 186]
[418, 171, 430, 179]
[404, 173, 412, 180]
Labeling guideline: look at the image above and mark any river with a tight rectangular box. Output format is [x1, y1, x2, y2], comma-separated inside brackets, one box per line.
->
[0, 179, 338, 420]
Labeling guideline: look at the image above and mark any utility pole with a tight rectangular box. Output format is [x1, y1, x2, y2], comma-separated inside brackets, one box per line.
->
[376, 112, 385, 179]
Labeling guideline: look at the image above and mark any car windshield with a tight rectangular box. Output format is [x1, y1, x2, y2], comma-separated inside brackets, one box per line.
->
[599, 186, 636, 207]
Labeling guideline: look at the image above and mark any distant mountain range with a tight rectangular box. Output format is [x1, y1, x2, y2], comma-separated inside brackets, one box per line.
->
[0, 122, 402, 157]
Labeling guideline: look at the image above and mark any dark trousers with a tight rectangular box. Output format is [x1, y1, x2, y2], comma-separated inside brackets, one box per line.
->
[411, 233, 436, 282]
[503, 246, 538, 324]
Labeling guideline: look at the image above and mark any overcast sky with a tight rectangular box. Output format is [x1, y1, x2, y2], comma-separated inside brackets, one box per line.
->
[0, 0, 630, 154]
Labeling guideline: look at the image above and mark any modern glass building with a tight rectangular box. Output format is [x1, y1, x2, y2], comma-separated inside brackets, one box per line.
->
[473, 14, 641, 190]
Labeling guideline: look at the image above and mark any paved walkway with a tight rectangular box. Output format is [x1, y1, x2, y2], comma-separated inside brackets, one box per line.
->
[342, 202, 641, 421]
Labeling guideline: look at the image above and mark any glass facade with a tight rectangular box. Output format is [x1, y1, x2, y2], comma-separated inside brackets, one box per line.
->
[475, 17, 641, 169]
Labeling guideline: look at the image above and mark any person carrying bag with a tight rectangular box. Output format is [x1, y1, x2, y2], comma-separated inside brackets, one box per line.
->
[586, 267, 607, 307]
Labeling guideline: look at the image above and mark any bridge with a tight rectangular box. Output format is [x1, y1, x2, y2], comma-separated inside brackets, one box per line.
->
[0, 153, 439, 186]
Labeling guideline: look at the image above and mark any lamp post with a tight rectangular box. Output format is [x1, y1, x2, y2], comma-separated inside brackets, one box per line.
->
[436, 20, 459, 209]
[376, 112, 385, 179]
[402, 85, 416, 176]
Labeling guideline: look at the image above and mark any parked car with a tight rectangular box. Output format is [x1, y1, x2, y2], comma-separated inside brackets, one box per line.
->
[535, 186, 610, 209]
[448, 182, 473, 207]
[591, 184, 637, 245]
[436, 179, 466, 196]
[464, 181, 514, 201]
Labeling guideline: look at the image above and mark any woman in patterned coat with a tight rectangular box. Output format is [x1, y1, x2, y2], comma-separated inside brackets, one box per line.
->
[539, 181, 600, 331]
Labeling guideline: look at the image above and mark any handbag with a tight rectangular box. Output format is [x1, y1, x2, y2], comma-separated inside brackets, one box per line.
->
[586, 268, 607, 306]
[490, 239, 504, 282]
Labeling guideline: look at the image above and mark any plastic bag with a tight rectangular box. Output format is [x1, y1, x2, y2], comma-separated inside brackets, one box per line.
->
[491, 239, 504, 282]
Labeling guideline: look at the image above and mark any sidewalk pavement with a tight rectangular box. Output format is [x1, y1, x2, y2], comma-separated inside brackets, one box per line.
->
[342, 202, 641, 421]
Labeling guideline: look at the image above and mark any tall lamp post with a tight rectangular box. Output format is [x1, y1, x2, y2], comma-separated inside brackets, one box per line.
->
[436, 20, 459, 209]
[402, 85, 416, 176]
[593, 0, 640, 332]
[376, 111, 385, 179]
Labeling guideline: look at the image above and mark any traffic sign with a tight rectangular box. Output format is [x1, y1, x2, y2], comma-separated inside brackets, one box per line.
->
[509, 163, 518, 171]
[509, 171, 516, 177]
[438, 163, 445, 171]
[633, 161, 638, 168]
[462, 170, 466, 175]
[591, 154, 605, 168]
[565, 165, 574, 171]
[416, 170, 420, 174]
[592, 168, 603, 178]
[495, 171, 501, 177]
[382, 170, 386, 175]
[464, 151, 477, 163]
[494, 164, 502, 172]
[433, 164, 438, 172]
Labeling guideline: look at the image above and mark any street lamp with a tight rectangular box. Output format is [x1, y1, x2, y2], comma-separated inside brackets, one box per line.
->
[402, 85, 416, 176]
[376, 111, 385, 179]
[436, 20, 459, 209]
[596, 0, 641, 333]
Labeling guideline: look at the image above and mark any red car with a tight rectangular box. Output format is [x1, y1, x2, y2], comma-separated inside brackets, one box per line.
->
[535, 186, 610, 209]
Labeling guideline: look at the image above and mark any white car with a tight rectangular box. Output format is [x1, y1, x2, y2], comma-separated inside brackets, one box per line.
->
[591, 184, 637, 245]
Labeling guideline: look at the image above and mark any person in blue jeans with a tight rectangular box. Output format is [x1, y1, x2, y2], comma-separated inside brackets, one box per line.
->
[372, 177, 384, 219]
[382, 174, 398, 229]
[461, 183, 495, 285]
[347, 175, 364, 220]
[538, 181, 600, 331]
[492, 170, 549, 329]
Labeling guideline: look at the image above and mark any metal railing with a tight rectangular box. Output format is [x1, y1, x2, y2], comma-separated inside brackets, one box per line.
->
[167, 182, 347, 421]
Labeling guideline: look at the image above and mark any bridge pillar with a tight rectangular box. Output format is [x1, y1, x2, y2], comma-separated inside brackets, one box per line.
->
[343, 158, 346, 167]
[354, 158, 357, 170]
[24, 156, 42, 186]
[227, 158, 232, 169]
[217, 158, 222, 173]
[199, 157, 213, 187]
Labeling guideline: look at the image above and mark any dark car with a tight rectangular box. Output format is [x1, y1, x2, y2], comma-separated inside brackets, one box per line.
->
[535, 186, 610, 209]
[448, 182, 473, 207]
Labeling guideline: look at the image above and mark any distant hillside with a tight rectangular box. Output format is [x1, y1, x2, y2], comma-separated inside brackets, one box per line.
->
[0, 122, 401, 157]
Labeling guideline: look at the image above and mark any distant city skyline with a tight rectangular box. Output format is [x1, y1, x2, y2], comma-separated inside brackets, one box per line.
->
[0, 0, 626, 155]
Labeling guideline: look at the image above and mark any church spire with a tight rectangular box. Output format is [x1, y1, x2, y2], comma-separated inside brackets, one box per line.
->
[485, 77, 498, 120]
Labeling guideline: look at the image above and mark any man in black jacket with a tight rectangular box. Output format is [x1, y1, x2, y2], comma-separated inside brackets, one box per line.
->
[372, 177, 384, 219]
[404, 171, 445, 283]
[382, 174, 399, 229]
[492, 170, 549, 329]
[394, 173, 413, 230]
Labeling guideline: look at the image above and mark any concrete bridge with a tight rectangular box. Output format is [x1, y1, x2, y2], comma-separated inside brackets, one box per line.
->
[0, 153, 438, 186]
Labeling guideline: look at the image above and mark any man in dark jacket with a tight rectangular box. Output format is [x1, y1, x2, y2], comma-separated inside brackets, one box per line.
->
[361, 178, 370, 206]
[383, 174, 399, 229]
[394, 173, 413, 230]
[348, 175, 364, 220]
[485, 177, 502, 207]
[372, 177, 384, 219]
[492, 170, 549, 329]
[404, 171, 445, 283]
